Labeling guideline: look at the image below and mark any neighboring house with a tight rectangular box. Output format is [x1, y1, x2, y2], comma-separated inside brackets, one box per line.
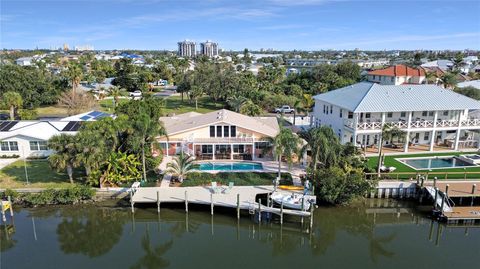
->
[313, 82, 480, 153]
[367, 64, 426, 85]
[0, 120, 81, 158]
[421, 60, 454, 71]
[157, 109, 279, 160]
[457, 80, 480, 90]
[0, 111, 112, 158]
[15, 57, 33, 66]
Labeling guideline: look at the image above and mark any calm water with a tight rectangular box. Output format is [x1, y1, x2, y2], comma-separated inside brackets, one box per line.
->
[195, 162, 263, 171]
[401, 157, 474, 170]
[1, 200, 479, 269]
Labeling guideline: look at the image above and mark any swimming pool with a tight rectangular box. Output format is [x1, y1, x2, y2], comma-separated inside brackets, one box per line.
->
[194, 162, 263, 171]
[398, 156, 476, 170]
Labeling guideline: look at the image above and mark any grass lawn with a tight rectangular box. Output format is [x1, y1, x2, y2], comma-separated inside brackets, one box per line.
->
[367, 152, 480, 180]
[0, 160, 85, 189]
[162, 95, 225, 115]
[180, 172, 293, 187]
[97, 98, 130, 113]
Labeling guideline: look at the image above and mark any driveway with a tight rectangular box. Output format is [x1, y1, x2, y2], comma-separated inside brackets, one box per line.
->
[0, 158, 18, 170]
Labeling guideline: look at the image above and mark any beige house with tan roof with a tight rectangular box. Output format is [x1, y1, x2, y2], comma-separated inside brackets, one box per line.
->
[157, 109, 279, 160]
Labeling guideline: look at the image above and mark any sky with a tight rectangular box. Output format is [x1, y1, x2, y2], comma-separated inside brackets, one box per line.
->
[1, 0, 479, 51]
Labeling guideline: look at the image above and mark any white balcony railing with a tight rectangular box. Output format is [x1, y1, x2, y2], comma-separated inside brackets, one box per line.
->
[344, 118, 480, 130]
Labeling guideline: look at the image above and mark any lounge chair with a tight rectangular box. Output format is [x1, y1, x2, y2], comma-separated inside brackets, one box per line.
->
[223, 182, 234, 194]
[388, 167, 397, 172]
[211, 181, 221, 194]
[379, 165, 388, 172]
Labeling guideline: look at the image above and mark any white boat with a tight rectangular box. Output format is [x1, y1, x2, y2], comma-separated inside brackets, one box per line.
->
[270, 192, 312, 211]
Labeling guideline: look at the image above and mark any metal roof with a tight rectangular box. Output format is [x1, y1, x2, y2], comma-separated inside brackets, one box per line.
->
[314, 82, 480, 113]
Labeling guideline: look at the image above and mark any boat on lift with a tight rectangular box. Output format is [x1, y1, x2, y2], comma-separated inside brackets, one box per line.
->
[270, 192, 314, 211]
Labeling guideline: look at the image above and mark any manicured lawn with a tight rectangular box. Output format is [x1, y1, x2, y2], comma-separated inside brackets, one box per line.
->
[97, 98, 130, 113]
[35, 106, 72, 117]
[180, 172, 293, 187]
[0, 160, 85, 189]
[367, 152, 480, 180]
[162, 95, 225, 115]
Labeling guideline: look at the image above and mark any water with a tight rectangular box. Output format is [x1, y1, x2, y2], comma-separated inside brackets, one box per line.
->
[195, 162, 263, 171]
[1, 201, 479, 269]
[400, 156, 475, 170]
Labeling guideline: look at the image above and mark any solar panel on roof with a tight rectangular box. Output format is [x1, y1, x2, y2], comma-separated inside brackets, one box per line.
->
[0, 121, 18, 131]
[80, 115, 91, 121]
[89, 111, 102, 117]
[62, 121, 76, 131]
[69, 121, 82, 131]
[0, 121, 9, 131]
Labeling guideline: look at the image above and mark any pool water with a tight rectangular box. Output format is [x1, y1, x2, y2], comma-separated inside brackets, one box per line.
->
[195, 162, 263, 171]
[400, 156, 475, 170]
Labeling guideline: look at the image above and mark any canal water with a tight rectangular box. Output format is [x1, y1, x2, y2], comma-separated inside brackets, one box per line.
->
[1, 200, 478, 269]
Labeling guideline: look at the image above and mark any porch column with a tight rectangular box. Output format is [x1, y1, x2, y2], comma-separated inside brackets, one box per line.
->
[252, 140, 256, 160]
[454, 129, 461, 150]
[212, 145, 215, 160]
[381, 112, 386, 126]
[353, 112, 359, 147]
[230, 144, 234, 160]
[404, 132, 410, 153]
[429, 130, 436, 152]
[166, 143, 169, 157]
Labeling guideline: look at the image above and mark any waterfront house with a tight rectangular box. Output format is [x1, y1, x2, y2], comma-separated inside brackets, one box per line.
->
[157, 109, 279, 160]
[367, 64, 426, 85]
[312, 82, 480, 154]
[0, 111, 111, 158]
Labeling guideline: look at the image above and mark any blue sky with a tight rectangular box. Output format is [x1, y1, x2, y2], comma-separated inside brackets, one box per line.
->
[1, 0, 479, 50]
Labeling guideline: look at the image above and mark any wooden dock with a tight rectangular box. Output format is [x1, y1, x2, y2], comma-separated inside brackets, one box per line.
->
[442, 206, 480, 221]
[131, 185, 314, 225]
[423, 181, 479, 197]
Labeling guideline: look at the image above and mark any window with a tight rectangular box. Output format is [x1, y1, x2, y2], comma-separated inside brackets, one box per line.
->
[230, 126, 237, 137]
[443, 111, 449, 116]
[330, 105, 333, 114]
[223, 126, 229, 137]
[424, 132, 429, 141]
[391, 77, 394, 82]
[210, 126, 215, 137]
[39, 141, 48, 150]
[348, 112, 353, 119]
[387, 112, 393, 118]
[233, 145, 244, 153]
[422, 111, 427, 117]
[255, 142, 269, 149]
[429, 111, 434, 116]
[400, 112, 406, 117]
[0, 142, 8, 151]
[201, 145, 213, 154]
[365, 113, 371, 119]
[323, 105, 326, 114]
[30, 141, 38, 151]
[216, 126, 222, 137]
[340, 109, 343, 118]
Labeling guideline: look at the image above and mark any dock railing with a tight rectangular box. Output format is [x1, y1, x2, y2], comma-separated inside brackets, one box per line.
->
[365, 171, 480, 181]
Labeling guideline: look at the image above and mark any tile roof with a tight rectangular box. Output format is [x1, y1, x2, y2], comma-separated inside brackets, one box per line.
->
[368, 64, 425, 77]
[314, 82, 480, 113]
[159, 109, 279, 137]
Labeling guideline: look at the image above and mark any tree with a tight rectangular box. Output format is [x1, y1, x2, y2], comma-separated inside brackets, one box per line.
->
[455, 86, 480, 100]
[58, 91, 95, 115]
[1, 91, 23, 120]
[165, 153, 195, 183]
[440, 73, 457, 89]
[300, 126, 341, 172]
[189, 85, 203, 110]
[227, 95, 247, 112]
[376, 124, 406, 175]
[103, 151, 141, 186]
[265, 127, 301, 187]
[108, 86, 123, 108]
[48, 134, 79, 184]
[425, 70, 438, 85]
[65, 62, 83, 96]
[239, 100, 262, 116]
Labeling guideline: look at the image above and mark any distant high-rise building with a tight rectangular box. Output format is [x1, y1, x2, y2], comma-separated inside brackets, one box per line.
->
[75, 44, 94, 51]
[200, 40, 219, 58]
[177, 40, 197, 58]
[63, 43, 69, 51]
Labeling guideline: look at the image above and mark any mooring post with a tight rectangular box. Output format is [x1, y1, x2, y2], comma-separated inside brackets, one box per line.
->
[7, 196, 13, 217]
[236, 194, 240, 219]
[258, 199, 261, 223]
[130, 191, 135, 213]
[471, 184, 476, 206]
[280, 202, 284, 225]
[445, 184, 449, 197]
[420, 176, 425, 187]
[440, 194, 446, 215]
[185, 190, 188, 213]
[433, 187, 439, 210]
[433, 177, 437, 188]
[309, 203, 314, 230]
[210, 193, 214, 215]
[267, 193, 270, 207]
[301, 197, 305, 224]
[156, 191, 160, 213]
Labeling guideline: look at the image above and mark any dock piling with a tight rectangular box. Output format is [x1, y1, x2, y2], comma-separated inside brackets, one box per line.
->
[301, 197, 305, 224]
[185, 191, 188, 213]
[130, 191, 135, 213]
[433, 187, 439, 210]
[471, 184, 476, 206]
[156, 191, 160, 213]
[7, 196, 13, 217]
[236, 194, 240, 219]
[280, 202, 284, 225]
[210, 193, 214, 215]
[258, 199, 261, 223]
[309, 203, 314, 230]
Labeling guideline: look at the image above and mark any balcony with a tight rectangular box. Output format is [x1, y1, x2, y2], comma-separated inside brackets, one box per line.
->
[186, 137, 256, 144]
[344, 119, 480, 131]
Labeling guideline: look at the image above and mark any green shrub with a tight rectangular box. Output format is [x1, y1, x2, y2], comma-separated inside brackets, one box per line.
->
[181, 172, 293, 187]
[17, 185, 96, 206]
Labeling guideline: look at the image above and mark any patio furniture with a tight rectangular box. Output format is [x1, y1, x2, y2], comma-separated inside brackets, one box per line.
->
[211, 182, 221, 194]
[388, 167, 397, 172]
[223, 182, 234, 194]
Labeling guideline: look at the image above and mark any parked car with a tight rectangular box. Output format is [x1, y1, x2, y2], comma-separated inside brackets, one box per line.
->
[274, 105, 295, 114]
[129, 90, 142, 97]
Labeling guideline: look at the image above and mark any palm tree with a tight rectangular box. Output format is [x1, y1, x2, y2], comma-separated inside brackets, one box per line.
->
[425, 70, 438, 85]
[292, 99, 306, 126]
[300, 126, 341, 172]
[1, 91, 23, 120]
[103, 151, 141, 186]
[377, 124, 406, 175]
[165, 152, 195, 183]
[239, 100, 262, 116]
[265, 127, 301, 187]
[48, 134, 79, 184]
[108, 86, 123, 108]
[440, 73, 457, 89]
[66, 62, 83, 96]
[227, 95, 247, 112]
[132, 112, 167, 181]
[76, 129, 106, 177]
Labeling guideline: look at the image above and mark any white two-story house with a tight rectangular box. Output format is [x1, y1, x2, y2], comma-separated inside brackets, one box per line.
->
[313, 82, 480, 154]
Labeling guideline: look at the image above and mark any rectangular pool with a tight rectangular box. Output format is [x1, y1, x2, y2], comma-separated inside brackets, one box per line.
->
[398, 156, 477, 170]
[194, 162, 263, 171]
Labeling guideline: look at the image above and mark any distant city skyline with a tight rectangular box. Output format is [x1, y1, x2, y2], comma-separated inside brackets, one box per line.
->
[1, 0, 479, 51]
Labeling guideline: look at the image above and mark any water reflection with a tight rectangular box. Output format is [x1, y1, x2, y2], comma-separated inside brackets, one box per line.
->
[130, 225, 173, 269]
[0, 224, 16, 251]
[56, 207, 127, 257]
